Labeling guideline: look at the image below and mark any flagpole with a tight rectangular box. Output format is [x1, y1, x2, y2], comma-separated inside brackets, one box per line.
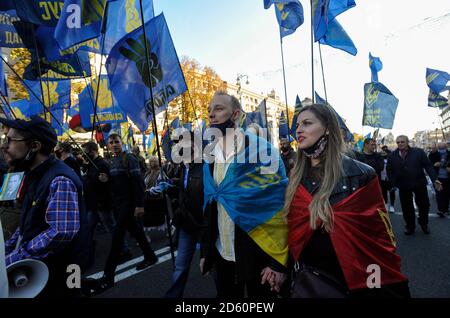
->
[74, 52, 103, 137]
[30, 24, 47, 116]
[263, 98, 271, 143]
[138, 0, 175, 267]
[279, 35, 291, 131]
[0, 55, 101, 170]
[318, 43, 328, 103]
[0, 91, 16, 118]
[310, 0, 315, 103]
[90, 1, 109, 140]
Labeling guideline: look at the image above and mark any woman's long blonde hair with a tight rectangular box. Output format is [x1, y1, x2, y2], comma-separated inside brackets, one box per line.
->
[283, 104, 344, 232]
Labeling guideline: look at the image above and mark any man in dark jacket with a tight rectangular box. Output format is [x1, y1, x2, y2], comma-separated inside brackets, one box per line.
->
[428, 142, 450, 217]
[360, 138, 384, 177]
[387, 135, 442, 235]
[89, 133, 157, 292]
[55, 141, 82, 179]
[81, 141, 114, 268]
[1, 116, 86, 297]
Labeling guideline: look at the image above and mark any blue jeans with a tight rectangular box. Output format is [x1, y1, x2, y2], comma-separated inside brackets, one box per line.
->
[164, 228, 198, 298]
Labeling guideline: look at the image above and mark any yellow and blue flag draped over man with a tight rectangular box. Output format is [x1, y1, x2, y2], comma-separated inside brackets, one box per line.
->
[362, 82, 399, 129]
[203, 131, 289, 266]
[312, 0, 357, 55]
[278, 110, 289, 139]
[315, 92, 354, 142]
[106, 13, 187, 132]
[0, 10, 24, 48]
[55, 0, 108, 50]
[290, 94, 302, 139]
[426, 68, 450, 94]
[264, 0, 304, 38]
[78, 75, 127, 129]
[369, 52, 383, 82]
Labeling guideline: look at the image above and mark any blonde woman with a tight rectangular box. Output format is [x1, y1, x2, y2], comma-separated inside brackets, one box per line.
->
[285, 104, 410, 298]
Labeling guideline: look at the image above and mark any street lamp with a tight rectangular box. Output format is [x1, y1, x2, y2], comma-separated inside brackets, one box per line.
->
[236, 74, 249, 105]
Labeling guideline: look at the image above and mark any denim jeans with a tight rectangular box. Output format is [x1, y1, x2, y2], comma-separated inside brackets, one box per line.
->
[164, 228, 198, 298]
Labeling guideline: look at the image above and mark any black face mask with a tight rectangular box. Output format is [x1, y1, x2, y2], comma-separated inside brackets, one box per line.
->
[210, 117, 235, 136]
[12, 149, 38, 172]
[303, 134, 329, 159]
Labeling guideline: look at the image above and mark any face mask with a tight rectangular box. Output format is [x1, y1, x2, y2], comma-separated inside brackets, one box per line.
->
[12, 148, 37, 172]
[303, 134, 328, 159]
[55, 150, 62, 159]
[438, 149, 446, 154]
[210, 116, 235, 136]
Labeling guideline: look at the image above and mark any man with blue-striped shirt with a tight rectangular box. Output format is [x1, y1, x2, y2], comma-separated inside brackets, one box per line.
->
[0, 116, 86, 298]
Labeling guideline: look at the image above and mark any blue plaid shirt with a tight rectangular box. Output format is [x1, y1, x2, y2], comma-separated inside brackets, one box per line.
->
[5, 176, 80, 266]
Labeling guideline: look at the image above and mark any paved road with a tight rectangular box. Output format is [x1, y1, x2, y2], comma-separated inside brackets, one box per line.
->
[85, 188, 450, 298]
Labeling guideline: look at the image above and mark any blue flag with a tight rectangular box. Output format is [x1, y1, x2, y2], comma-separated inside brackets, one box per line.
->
[78, 75, 127, 129]
[312, 0, 357, 55]
[279, 111, 289, 138]
[23, 49, 92, 80]
[24, 79, 71, 110]
[290, 95, 302, 138]
[369, 52, 382, 82]
[12, 0, 65, 26]
[428, 89, 448, 108]
[245, 99, 268, 129]
[0, 53, 6, 96]
[264, 0, 304, 38]
[426, 68, 450, 94]
[13, 21, 92, 80]
[106, 13, 188, 132]
[315, 92, 354, 142]
[0, 10, 24, 48]
[363, 82, 399, 129]
[68, 103, 79, 116]
[36, 25, 101, 62]
[55, 0, 107, 50]
[103, 0, 154, 53]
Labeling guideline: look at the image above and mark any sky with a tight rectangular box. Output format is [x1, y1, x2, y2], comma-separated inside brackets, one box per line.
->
[153, 0, 450, 139]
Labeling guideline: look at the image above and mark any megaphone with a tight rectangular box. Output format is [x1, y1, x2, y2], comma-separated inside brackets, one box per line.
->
[7, 259, 49, 298]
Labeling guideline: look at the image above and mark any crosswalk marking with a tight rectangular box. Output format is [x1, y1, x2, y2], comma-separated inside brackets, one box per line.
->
[87, 246, 174, 280]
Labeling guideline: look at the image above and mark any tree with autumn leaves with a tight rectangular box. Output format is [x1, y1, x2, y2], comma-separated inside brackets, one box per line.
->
[167, 56, 226, 125]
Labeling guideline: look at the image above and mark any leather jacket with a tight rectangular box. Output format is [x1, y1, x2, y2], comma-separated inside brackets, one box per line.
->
[301, 155, 377, 204]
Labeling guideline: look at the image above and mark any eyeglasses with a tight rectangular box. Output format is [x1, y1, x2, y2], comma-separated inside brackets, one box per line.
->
[1, 135, 28, 145]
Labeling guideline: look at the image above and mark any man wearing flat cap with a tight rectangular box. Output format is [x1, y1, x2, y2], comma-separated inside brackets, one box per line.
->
[0, 116, 86, 298]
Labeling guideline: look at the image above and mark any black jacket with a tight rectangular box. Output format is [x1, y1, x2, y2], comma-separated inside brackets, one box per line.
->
[360, 152, 384, 177]
[387, 147, 437, 189]
[200, 163, 286, 282]
[175, 163, 207, 237]
[82, 156, 111, 212]
[428, 150, 450, 175]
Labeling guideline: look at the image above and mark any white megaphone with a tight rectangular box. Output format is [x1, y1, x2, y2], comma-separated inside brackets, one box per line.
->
[7, 259, 49, 298]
